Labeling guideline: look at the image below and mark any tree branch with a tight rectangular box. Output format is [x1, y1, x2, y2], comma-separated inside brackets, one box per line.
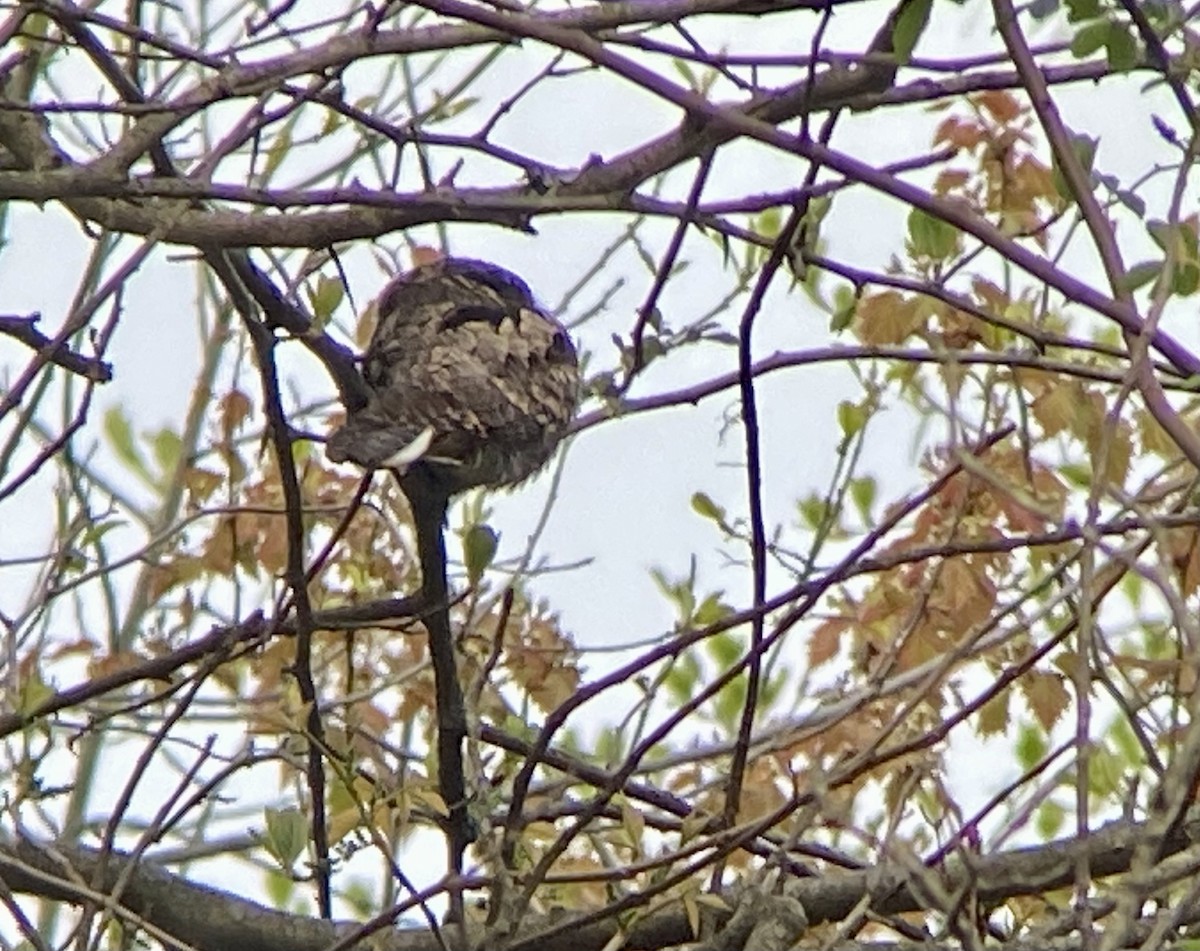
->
[397, 466, 472, 929]
[0, 313, 112, 382]
[2, 816, 1195, 951]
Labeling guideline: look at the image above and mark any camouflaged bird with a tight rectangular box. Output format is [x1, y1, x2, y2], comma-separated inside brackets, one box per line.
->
[325, 257, 580, 493]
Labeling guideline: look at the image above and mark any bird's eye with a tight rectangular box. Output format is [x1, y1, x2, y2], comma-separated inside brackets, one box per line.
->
[441, 304, 512, 331]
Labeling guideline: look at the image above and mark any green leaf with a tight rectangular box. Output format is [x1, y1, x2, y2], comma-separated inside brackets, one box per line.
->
[1105, 24, 1138, 71]
[706, 630, 742, 670]
[1143, 1, 1181, 28]
[837, 400, 868, 438]
[672, 57, 698, 90]
[1120, 571, 1143, 609]
[1066, 133, 1099, 178]
[263, 867, 296, 907]
[794, 195, 831, 273]
[691, 491, 725, 524]
[1174, 262, 1200, 296]
[1148, 219, 1200, 264]
[663, 653, 701, 706]
[1070, 20, 1109, 58]
[830, 285, 858, 333]
[1118, 260, 1161, 294]
[262, 807, 308, 871]
[1060, 461, 1093, 487]
[712, 675, 747, 730]
[103, 406, 152, 483]
[18, 13, 53, 50]
[802, 195, 831, 236]
[758, 666, 786, 710]
[1065, 0, 1101, 20]
[1036, 799, 1065, 839]
[907, 207, 959, 260]
[80, 517, 125, 548]
[319, 110, 343, 137]
[755, 206, 782, 240]
[151, 427, 182, 478]
[307, 274, 345, 328]
[849, 476, 876, 525]
[640, 335, 665, 368]
[595, 725, 625, 765]
[650, 563, 696, 625]
[797, 494, 829, 530]
[261, 126, 293, 181]
[343, 880, 375, 918]
[1015, 722, 1048, 770]
[502, 712, 537, 743]
[1147, 219, 1171, 252]
[693, 592, 732, 626]
[18, 668, 54, 718]
[892, 0, 933, 65]
[463, 524, 499, 586]
[1144, 622, 1171, 658]
[1108, 716, 1142, 769]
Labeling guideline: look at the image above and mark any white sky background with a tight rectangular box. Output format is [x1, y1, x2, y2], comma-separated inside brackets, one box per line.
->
[0, 0, 1190, 917]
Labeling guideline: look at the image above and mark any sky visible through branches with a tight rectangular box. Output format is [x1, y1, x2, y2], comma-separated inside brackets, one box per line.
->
[3, 1, 1200, 949]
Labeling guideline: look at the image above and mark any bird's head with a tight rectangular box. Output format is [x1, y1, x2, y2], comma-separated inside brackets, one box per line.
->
[372, 257, 538, 332]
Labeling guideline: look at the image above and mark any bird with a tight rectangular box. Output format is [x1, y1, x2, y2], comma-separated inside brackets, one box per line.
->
[325, 256, 580, 494]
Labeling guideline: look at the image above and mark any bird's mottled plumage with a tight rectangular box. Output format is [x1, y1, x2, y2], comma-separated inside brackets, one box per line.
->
[326, 257, 580, 493]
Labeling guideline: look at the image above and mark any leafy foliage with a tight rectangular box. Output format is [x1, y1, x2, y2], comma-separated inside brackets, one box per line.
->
[4, 1, 1200, 950]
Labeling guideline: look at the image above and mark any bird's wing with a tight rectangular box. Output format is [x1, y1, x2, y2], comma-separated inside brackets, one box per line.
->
[327, 260, 578, 481]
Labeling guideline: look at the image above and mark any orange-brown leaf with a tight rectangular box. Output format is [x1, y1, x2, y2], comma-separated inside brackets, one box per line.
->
[1138, 409, 1179, 459]
[978, 688, 1010, 736]
[220, 389, 252, 441]
[929, 558, 996, 631]
[1021, 671, 1070, 732]
[934, 116, 985, 150]
[255, 514, 289, 575]
[976, 90, 1021, 124]
[411, 245, 443, 267]
[184, 466, 224, 504]
[1089, 422, 1132, 488]
[854, 290, 924, 345]
[1167, 527, 1200, 598]
[1030, 383, 1080, 437]
[145, 555, 203, 604]
[934, 169, 971, 196]
[808, 617, 849, 668]
[528, 664, 581, 712]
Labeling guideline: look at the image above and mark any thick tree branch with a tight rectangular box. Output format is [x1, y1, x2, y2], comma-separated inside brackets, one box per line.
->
[397, 466, 472, 928]
[2, 816, 1195, 951]
[0, 0, 901, 249]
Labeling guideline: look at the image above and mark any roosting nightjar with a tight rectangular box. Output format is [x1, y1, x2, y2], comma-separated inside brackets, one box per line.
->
[325, 257, 580, 493]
